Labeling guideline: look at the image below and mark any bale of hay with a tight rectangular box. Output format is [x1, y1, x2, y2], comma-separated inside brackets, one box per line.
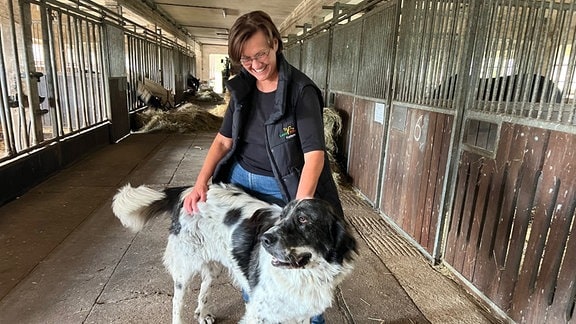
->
[180, 84, 225, 106]
[136, 103, 223, 134]
[137, 78, 175, 108]
[323, 107, 342, 162]
[323, 107, 344, 183]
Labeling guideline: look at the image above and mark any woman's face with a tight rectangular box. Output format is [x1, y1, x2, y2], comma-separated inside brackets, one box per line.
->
[239, 30, 278, 84]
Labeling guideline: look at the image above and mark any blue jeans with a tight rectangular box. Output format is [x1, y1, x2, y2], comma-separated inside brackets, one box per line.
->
[228, 160, 284, 204]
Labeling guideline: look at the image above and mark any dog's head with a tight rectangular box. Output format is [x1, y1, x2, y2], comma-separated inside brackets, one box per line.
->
[260, 198, 357, 269]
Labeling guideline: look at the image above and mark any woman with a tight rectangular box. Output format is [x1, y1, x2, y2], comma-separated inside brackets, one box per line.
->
[183, 11, 342, 323]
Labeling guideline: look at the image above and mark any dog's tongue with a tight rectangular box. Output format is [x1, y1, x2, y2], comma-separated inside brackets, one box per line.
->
[271, 253, 312, 268]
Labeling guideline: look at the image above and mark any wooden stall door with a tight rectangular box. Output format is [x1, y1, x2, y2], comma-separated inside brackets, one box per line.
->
[380, 105, 452, 253]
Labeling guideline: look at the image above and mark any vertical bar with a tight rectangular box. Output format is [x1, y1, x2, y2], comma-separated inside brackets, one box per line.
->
[85, 21, 95, 122]
[98, 23, 111, 120]
[0, 26, 16, 155]
[85, 21, 96, 124]
[19, 0, 44, 145]
[8, 0, 29, 149]
[74, 17, 88, 126]
[41, 4, 62, 139]
[545, 7, 569, 122]
[522, 2, 546, 115]
[158, 29, 163, 85]
[57, 12, 72, 133]
[561, 5, 576, 124]
[496, 0, 514, 113]
[66, 14, 79, 131]
[93, 23, 105, 121]
[435, 0, 485, 262]
[127, 35, 134, 110]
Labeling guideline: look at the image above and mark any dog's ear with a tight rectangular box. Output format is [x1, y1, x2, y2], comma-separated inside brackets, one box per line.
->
[280, 199, 301, 219]
[329, 215, 357, 264]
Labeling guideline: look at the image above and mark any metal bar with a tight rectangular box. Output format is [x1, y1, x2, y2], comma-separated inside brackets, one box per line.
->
[0, 27, 16, 155]
[65, 14, 79, 131]
[556, 2, 575, 123]
[41, 5, 63, 139]
[536, 2, 560, 119]
[98, 23, 111, 120]
[20, 0, 45, 145]
[507, 2, 528, 110]
[96, 24, 107, 120]
[523, 2, 546, 115]
[56, 12, 72, 133]
[8, 0, 29, 149]
[435, 0, 485, 263]
[419, 0, 435, 105]
[546, 7, 569, 122]
[126, 35, 134, 110]
[496, 0, 514, 113]
[562, 4, 576, 124]
[84, 21, 95, 123]
[89, 21, 102, 122]
[75, 18, 89, 126]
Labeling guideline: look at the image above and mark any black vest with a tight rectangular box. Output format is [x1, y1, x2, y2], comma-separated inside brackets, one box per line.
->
[213, 53, 343, 215]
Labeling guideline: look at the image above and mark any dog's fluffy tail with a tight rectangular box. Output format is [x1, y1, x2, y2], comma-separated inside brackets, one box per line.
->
[112, 184, 171, 232]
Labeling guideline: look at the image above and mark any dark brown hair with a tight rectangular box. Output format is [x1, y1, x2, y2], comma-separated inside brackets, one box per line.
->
[228, 11, 283, 64]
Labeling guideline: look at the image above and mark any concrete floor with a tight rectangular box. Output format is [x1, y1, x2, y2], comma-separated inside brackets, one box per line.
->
[0, 132, 500, 323]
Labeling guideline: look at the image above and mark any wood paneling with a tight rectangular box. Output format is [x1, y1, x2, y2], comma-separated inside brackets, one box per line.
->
[334, 94, 385, 203]
[446, 122, 576, 323]
[380, 105, 453, 252]
[334, 93, 355, 171]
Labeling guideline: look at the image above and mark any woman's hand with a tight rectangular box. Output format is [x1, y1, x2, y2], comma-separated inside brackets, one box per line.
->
[183, 183, 209, 214]
[182, 133, 233, 215]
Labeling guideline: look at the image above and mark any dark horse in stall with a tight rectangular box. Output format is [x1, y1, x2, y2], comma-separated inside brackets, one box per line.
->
[432, 73, 563, 103]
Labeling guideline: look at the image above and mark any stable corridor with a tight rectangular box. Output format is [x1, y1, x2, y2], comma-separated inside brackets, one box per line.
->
[0, 132, 496, 323]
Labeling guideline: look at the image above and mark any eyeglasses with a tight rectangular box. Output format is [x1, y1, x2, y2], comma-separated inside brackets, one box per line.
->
[239, 48, 271, 66]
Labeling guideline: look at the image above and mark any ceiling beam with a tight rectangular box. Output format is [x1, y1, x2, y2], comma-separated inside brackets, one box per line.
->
[115, 0, 194, 43]
[278, 0, 335, 34]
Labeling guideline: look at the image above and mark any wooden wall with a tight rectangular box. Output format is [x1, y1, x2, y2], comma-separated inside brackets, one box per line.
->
[335, 94, 386, 203]
[379, 105, 453, 253]
[288, 1, 576, 321]
[445, 122, 576, 323]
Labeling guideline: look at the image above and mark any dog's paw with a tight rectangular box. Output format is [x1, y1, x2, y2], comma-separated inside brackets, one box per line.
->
[194, 309, 215, 324]
[197, 314, 215, 324]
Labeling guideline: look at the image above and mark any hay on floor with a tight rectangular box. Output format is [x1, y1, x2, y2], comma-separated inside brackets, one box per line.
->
[180, 84, 225, 106]
[135, 103, 223, 134]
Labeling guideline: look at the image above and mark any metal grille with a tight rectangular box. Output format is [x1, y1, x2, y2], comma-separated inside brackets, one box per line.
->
[283, 44, 301, 69]
[356, 4, 398, 100]
[301, 32, 330, 91]
[329, 18, 363, 93]
[468, 0, 576, 126]
[0, 0, 196, 161]
[0, 1, 109, 157]
[394, 0, 471, 109]
[47, 10, 108, 134]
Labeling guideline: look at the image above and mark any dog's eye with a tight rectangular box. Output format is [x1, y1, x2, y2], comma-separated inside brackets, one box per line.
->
[298, 215, 308, 224]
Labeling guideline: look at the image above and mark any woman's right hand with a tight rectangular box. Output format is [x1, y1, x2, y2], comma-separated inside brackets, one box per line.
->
[183, 133, 233, 215]
[183, 183, 209, 215]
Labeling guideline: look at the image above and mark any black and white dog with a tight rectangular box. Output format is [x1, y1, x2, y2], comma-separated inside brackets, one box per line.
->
[112, 183, 357, 324]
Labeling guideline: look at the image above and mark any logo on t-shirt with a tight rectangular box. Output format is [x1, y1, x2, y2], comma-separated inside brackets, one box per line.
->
[279, 125, 297, 139]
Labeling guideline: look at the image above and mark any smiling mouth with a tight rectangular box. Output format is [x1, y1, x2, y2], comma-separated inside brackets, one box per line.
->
[271, 252, 312, 269]
[253, 65, 267, 73]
